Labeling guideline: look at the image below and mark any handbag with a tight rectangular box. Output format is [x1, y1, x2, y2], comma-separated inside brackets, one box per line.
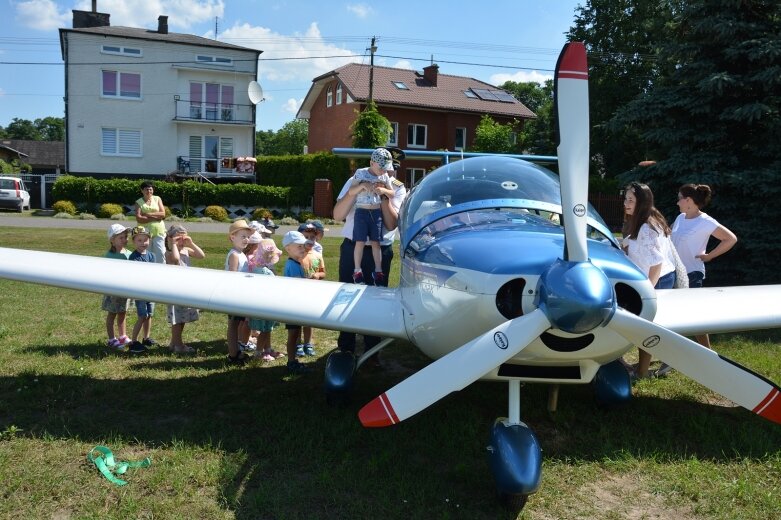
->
[669, 240, 689, 289]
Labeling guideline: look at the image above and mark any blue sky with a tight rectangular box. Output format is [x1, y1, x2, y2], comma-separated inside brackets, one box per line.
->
[1, 0, 584, 132]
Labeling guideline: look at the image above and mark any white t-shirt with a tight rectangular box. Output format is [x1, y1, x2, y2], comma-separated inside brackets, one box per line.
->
[624, 222, 675, 278]
[337, 174, 407, 246]
[671, 212, 719, 276]
[353, 168, 392, 208]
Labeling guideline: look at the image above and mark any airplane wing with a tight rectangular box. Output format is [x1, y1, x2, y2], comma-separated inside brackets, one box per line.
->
[654, 285, 781, 336]
[0, 247, 408, 340]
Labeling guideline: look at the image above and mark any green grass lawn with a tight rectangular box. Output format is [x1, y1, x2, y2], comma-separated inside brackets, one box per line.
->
[1, 227, 780, 519]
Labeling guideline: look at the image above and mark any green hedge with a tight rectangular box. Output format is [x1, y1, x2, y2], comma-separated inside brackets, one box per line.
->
[256, 152, 352, 206]
[52, 177, 291, 209]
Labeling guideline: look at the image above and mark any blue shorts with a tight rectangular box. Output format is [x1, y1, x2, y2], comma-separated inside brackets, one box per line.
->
[687, 271, 704, 288]
[655, 271, 675, 289]
[135, 300, 155, 318]
[353, 207, 383, 243]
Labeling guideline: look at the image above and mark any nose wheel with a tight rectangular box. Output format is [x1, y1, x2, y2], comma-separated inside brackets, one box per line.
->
[486, 380, 542, 512]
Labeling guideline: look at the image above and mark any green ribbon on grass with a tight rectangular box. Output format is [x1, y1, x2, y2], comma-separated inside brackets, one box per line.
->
[87, 445, 151, 486]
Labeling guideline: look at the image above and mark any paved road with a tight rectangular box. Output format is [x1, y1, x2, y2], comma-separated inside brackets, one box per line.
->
[0, 214, 344, 238]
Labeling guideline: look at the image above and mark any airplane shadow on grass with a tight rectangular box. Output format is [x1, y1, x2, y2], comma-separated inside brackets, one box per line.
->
[4, 340, 781, 519]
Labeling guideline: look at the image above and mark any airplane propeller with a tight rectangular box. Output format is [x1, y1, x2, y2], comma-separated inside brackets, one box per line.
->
[359, 41, 781, 428]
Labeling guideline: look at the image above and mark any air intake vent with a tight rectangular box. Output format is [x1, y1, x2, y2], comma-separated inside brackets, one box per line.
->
[496, 278, 526, 319]
[615, 282, 642, 315]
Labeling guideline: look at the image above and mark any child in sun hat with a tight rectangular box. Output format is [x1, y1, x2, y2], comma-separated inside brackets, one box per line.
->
[164, 223, 205, 354]
[308, 220, 328, 254]
[248, 238, 285, 362]
[281, 230, 313, 374]
[128, 225, 157, 354]
[102, 223, 132, 351]
[297, 228, 326, 357]
[225, 219, 253, 365]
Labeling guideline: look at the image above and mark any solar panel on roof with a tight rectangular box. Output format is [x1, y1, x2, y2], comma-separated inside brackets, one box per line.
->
[493, 90, 517, 103]
[472, 89, 500, 101]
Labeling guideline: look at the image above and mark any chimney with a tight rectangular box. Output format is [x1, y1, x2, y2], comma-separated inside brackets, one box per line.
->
[158, 15, 169, 34]
[72, 8, 110, 28]
[423, 64, 439, 87]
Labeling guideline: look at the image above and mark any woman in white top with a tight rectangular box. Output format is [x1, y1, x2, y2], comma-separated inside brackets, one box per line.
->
[622, 181, 677, 378]
[671, 183, 737, 349]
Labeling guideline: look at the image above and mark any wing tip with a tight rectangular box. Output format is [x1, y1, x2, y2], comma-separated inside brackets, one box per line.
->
[754, 388, 781, 424]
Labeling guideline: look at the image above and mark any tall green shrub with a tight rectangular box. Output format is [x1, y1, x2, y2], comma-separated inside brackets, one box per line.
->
[256, 153, 352, 205]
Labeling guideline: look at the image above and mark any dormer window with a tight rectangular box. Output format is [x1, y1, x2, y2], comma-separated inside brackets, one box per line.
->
[326, 86, 333, 107]
[393, 81, 409, 90]
[336, 84, 343, 104]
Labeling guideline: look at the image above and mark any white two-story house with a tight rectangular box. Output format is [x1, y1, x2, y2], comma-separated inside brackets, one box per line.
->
[59, 6, 262, 179]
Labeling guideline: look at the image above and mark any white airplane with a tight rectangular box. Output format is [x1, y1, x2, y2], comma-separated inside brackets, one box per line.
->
[1, 42, 780, 510]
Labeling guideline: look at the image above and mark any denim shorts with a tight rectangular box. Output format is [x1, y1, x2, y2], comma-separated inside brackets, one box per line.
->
[135, 300, 155, 318]
[687, 271, 705, 288]
[655, 271, 675, 289]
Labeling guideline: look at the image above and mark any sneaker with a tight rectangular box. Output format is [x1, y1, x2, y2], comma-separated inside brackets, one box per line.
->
[129, 341, 149, 355]
[352, 271, 365, 285]
[303, 343, 316, 356]
[654, 363, 673, 378]
[372, 271, 385, 286]
[295, 344, 305, 357]
[287, 360, 312, 375]
[239, 341, 256, 353]
[226, 353, 248, 366]
[107, 338, 120, 348]
[117, 335, 132, 347]
[142, 337, 158, 347]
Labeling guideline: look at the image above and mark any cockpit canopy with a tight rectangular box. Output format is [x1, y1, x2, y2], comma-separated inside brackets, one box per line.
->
[399, 156, 615, 252]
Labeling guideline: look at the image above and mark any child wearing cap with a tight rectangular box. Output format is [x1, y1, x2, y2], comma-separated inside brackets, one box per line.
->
[164, 224, 205, 354]
[247, 238, 285, 362]
[102, 224, 132, 351]
[297, 225, 326, 357]
[281, 230, 314, 374]
[309, 220, 327, 254]
[128, 226, 157, 354]
[350, 148, 394, 285]
[225, 219, 253, 365]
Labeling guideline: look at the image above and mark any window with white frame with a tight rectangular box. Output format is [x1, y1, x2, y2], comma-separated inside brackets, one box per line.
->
[188, 135, 234, 173]
[102, 70, 141, 99]
[407, 123, 427, 148]
[455, 127, 466, 150]
[326, 86, 333, 107]
[101, 45, 142, 57]
[101, 128, 142, 156]
[387, 122, 399, 146]
[407, 168, 426, 186]
[189, 82, 235, 121]
[195, 55, 233, 66]
[336, 83, 343, 104]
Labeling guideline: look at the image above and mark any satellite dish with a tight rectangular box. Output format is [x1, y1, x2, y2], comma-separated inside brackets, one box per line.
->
[248, 81, 264, 104]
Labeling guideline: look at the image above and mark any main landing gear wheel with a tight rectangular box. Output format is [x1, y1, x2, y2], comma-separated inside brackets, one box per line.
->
[324, 350, 356, 405]
[592, 359, 633, 409]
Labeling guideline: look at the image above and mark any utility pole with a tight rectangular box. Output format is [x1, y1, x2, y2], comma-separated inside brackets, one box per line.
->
[368, 36, 377, 105]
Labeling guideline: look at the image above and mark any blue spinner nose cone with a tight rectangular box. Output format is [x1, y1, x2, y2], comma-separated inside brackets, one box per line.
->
[537, 259, 615, 334]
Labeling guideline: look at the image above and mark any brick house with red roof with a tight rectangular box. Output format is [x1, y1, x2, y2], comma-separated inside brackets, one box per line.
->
[297, 63, 535, 184]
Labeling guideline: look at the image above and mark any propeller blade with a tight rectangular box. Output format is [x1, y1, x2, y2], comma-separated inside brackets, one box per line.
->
[555, 41, 590, 263]
[609, 308, 781, 424]
[359, 309, 551, 427]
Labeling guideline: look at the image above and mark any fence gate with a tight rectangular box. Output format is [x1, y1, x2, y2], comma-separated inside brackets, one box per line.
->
[20, 173, 59, 209]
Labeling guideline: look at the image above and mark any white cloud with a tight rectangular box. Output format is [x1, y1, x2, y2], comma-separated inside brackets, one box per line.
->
[68, 0, 224, 29]
[489, 70, 552, 86]
[220, 21, 358, 82]
[282, 98, 302, 113]
[391, 59, 414, 70]
[14, 0, 71, 31]
[346, 3, 372, 18]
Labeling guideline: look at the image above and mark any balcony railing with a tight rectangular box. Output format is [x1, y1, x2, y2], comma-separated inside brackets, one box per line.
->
[173, 99, 254, 125]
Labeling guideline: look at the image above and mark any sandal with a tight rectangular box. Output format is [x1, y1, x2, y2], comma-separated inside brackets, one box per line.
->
[173, 345, 196, 355]
[226, 352, 248, 366]
[264, 349, 285, 359]
[255, 352, 275, 362]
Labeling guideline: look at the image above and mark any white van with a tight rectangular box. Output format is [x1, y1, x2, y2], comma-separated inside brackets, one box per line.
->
[0, 176, 31, 212]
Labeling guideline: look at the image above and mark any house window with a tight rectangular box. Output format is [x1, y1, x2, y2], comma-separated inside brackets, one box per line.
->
[407, 123, 427, 148]
[189, 135, 234, 173]
[101, 128, 142, 156]
[407, 168, 426, 186]
[196, 55, 233, 66]
[336, 83, 343, 105]
[102, 70, 141, 99]
[455, 127, 466, 151]
[101, 45, 142, 57]
[326, 86, 333, 107]
[189, 82, 235, 121]
[393, 81, 409, 90]
[387, 122, 398, 146]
